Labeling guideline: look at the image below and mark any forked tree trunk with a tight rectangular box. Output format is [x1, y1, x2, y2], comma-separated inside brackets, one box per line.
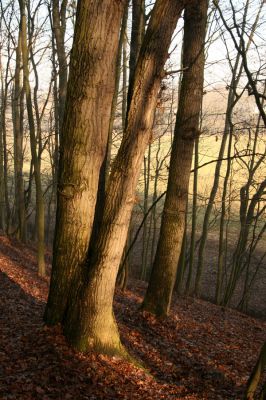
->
[44, 0, 126, 325]
[142, 0, 208, 317]
[62, 0, 186, 354]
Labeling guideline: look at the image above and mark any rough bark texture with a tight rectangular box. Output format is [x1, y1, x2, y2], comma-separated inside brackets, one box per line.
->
[45, 0, 126, 325]
[63, 0, 186, 354]
[142, 0, 208, 317]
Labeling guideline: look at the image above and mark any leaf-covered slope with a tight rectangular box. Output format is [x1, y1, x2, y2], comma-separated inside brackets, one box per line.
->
[0, 235, 265, 399]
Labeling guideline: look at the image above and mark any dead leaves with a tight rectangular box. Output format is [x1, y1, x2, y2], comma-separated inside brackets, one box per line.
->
[0, 234, 265, 399]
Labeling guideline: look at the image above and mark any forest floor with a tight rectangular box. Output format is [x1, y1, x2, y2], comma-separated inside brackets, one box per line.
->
[0, 234, 265, 400]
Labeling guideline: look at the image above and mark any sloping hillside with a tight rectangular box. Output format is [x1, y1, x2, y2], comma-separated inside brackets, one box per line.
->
[0, 235, 265, 399]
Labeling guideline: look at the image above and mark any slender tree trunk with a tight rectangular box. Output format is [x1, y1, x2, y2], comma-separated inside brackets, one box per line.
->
[45, 0, 126, 325]
[19, 0, 46, 276]
[1, 59, 12, 233]
[127, 0, 145, 111]
[244, 342, 266, 400]
[0, 79, 6, 230]
[223, 178, 266, 306]
[215, 128, 233, 304]
[186, 136, 199, 294]
[0, 86, 5, 230]
[62, 0, 186, 354]
[141, 143, 151, 280]
[52, 0, 68, 134]
[13, 34, 26, 241]
[142, 0, 208, 317]
[194, 0, 259, 296]
[118, 0, 145, 285]
[175, 206, 188, 295]
[105, 2, 129, 183]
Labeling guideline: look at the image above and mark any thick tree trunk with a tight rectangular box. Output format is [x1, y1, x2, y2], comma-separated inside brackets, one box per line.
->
[45, 0, 126, 325]
[63, 0, 186, 354]
[142, 0, 208, 317]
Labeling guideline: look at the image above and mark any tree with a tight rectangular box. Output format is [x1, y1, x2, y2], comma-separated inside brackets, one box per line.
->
[46, 0, 187, 355]
[44, 0, 126, 325]
[142, 0, 208, 317]
[51, 0, 68, 135]
[195, 0, 264, 299]
[244, 342, 266, 400]
[19, 0, 46, 276]
[13, 30, 26, 241]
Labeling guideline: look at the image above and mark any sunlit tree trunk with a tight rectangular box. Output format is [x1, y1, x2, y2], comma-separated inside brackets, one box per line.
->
[45, 0, 126, 325]
[142, 0, 208, 317]
[62, 0, 185, 354]
[244, 342, 266, 400]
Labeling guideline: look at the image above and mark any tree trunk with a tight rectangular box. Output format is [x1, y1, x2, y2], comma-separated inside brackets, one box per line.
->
[127, 0, 145, 111]
[244, 342, 266, 400]
[13, 34, 26, 241]
[19, 0, 46, 276]
[185, 136, 199, 294]
[52, 0, 68, 134]
[45, 0, 126, 325]
[105, 2, 129, 184]
[142, 0, 208, 317]
[62, 0, 186, 354]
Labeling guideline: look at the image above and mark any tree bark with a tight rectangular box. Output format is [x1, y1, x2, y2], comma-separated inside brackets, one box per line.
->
[142, 0, 208, 317]
[62, 0, 186, 354]
[45, 0, 126, 325]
